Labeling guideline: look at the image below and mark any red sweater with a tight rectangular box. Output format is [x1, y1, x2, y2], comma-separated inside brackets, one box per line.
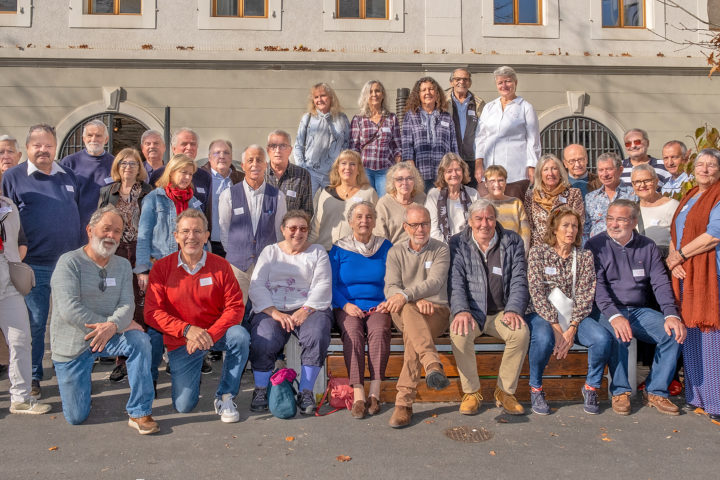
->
[144, 252, 245, 351]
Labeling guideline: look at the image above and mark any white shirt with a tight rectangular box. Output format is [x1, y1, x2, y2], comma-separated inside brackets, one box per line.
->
[177, 251, 207, 275]
[640, 199, 679, 248]
[425, 187, 479, 243]
[474, 96, 541, 183]
[27, 160, 66, 176]
[217, 180, 286, 249]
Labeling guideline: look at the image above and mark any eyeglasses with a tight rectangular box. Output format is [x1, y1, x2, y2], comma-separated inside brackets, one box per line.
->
[405, 222, 430, 230]
[631, 179, 655, 187]
[565, 159, 586, 165]
[98, 268, 107, 292]
[452, 77, 471, 83]
[267, 144, 290, 151]
[394, 176, 414, 183]
[177, 229, 206, 236]
[285, 225, 308, 233]
[211, 150, 231, 157]
[624, 139, 644, 148]
[119, 161, 139, 169]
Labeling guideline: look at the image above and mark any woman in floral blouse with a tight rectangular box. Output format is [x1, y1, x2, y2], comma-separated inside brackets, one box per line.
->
[525, 206, 613, 416]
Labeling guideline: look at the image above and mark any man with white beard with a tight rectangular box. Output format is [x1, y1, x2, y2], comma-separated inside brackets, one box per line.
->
[60, 119, 115, 232]
[50, 206, 158, 434]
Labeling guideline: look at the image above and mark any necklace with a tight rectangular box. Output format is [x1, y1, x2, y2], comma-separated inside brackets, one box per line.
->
[337, 184, 358, 199]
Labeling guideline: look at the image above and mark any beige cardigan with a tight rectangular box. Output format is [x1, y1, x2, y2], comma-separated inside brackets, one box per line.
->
[373, 191, 426, 245]
[309, 186, 378, 250]
[0, 196, 23, 262]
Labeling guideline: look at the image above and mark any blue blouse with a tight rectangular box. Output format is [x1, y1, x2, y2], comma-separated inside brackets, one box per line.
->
[329, 239, 392, 311]
[674, 192, 720, 273]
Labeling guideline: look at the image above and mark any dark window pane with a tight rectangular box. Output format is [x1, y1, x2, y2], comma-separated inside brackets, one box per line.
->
[365, 0, 386, 19]
[493, 0, 514, 24]
[602, 0, 620, 27]
[338, 0, 360, 18]
[119, 0, 141, 14]
[244, 0, 265, 17]
[709, 0, 720, 31]
[215, 0, 238, 16]
[624, 0, 642, 26]
[0, 0, 17, 12]
[518, 0, 538, 24]
[92, 0, 115, 14]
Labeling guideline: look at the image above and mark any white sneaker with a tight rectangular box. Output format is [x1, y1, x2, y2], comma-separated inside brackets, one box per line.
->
[10, 399, 51, 415]
[214, 393, 240, 423]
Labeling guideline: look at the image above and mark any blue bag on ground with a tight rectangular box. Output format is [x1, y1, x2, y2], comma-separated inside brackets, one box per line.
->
[268, 368, 298, 419]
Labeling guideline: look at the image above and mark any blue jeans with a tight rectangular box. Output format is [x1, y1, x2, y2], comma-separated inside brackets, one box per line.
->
[167, 325, 250, 413]
[527, 313, 613, 389]
[366, 168, 388, 197]
[307, 168, 330, 197]
[53, 330, 154, 425]
[25, 264, 54, 381]
[596, 307, 681, 397]
[146, 327, 165, 382]
[423, 178, 436, 193]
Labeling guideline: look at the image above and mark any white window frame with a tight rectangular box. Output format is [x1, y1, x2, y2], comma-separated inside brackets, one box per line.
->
[481, 0, 559, 39]
[0, 0, 32, 27]
[69, 0, 156, 29]
[322, 0, 404, 33]
[198, 0, 281, 30]
[590, 0, 665, 41]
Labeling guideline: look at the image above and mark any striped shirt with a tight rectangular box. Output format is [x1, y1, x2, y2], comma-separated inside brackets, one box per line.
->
[620, 156, 671, 189]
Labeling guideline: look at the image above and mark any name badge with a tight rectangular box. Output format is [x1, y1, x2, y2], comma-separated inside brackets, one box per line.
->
[0, 206, 12, 215]
[425, 261, 432, 269]
[192, 200, 202, 209]
[286, 189, 297, 198]
[351, 196, 362, 203]
[104, 177, 113, 184]
[65, 185, 74, 192]
[545, 267, 557, 275]
[233, 207, 244, 215]
[680, 205, 689, 213]
[650, 218, 661, 226]
[381, 127, 391, 133]
[199, 277, 213, 287]
[632, 268, 645, 277]
[492, 266, 502, 276]
[558, 196, 567, 204]
[105, 277, 116, 287]
[454, 201, 462, 209]
[468, 110, 476, 117]
[440, 121, 450, 128]
[195, 187, 205, 194]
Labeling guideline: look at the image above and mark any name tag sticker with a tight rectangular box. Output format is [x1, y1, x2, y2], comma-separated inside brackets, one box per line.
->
[105, 277, 116, 287]
[286, 189, 297, 198]
[632, 268, 645, 277]
[425, 261, 432, 269]
[558, 196, 567, 204]
[492, 266, 502, 275]
[454, 201, 462, 209]
[192, 200, 202, 209]
[545, 267, 557, 275]
[351, 196, 362, 203]
[381, 127, 391, 133]
[440, 121, 450, 128]
[650, 218, 661, 226]
[196, 187, 206, 194]
[104, 176, 113, 184]
[468, 110, 476, 117]
[681, 205, 689, 213]
[233, 207, 244, 215]
[199, 277, 213, 287]
[65, 185, 74, 192]
[0, 206, 11, 215]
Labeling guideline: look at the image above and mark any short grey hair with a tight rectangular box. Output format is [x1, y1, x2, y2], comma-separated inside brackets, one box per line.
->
[0, 134, 20, 151]
[608, 199, 640, 221]
[141, 129, 164, 145]
[697, 148, 720, 166]
[631, 163, 658, 181]
[26, 124, 56, 145]
[171, 128, 198, 148]
[242, 144, 266, 162]
[88, 205, 124, 229]
[663, 140, 687, 157]
[403, 203, 430, 223]
[346, 200, 377, 222]
[82, 119, 108, 137]
[176, 208, 209, 231]
[468, 198, 498, 218]
[449, 68, 471, 82]
[267, 129, 291, 145]
[596, 152, 623, 170]
[493, 65, 517, 82]
[208, 139, 233, 154]
[624, 128, 648, 142]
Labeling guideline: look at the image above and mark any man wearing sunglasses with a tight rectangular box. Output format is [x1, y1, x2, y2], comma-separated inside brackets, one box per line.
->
[620, 128, 671, 189]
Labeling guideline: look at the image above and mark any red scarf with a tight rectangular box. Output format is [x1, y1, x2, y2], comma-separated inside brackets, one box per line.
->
[164, 185, 193, 215]
[670, 182, 720, 331]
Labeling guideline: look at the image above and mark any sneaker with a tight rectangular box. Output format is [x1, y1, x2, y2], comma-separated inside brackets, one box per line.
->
[214, 393, 240, 423]
[208, 351, 223, 362]
[30, 380, 41, 400]
[109, 364, 127, 382]
[250, 387, 269, 412]
[582, 385, 600, 415]
[128, 415, 160, 435]
[10, 399, 51, 415]
[530, 388, 550, 415]
[296, 389, 316, 415]
[201, 356, 213, 375]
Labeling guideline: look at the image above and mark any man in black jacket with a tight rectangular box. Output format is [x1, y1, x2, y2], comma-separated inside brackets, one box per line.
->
[448, 199, 529, 415]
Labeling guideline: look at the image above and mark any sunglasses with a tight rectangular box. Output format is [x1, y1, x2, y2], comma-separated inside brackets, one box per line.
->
[286, 225, 308, 233]
[624, 139, 644, 148]
[98, 268, 107, 292]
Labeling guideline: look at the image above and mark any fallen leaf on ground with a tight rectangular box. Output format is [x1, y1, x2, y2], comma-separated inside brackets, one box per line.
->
[549, 432, 558, 437]
[48, 446, 58, 451]
[601, 433, 608, 437]
[666, 436, 672, 439]
[424, 420, 435, 424]
[430, 413, 438, 418]
[50, 416, 56, 420]
[601, 437, 613, 442]
[336, 455, 352, 462]
[285, 436, 295, 442]
[497, 418, 508, 423]
[672, 430, 679, 433]
[489, 451, 497, 456]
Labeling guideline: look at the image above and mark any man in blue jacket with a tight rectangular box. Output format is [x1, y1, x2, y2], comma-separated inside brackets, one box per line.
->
[448, 198, 529, 416]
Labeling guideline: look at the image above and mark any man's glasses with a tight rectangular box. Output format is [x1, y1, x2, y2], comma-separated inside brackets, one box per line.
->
[177, 229, 206, 237]
[286, 225, 308, 233]
[452, 77, 471, 83]
[98, 268, 107, 292]
[405, 222, 430, 230]
[624, 139, 644, 148]
[267, 144, 290, 151]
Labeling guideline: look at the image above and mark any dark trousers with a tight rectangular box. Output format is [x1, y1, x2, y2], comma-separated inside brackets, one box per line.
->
[504, 180, 531, 202]
[334, 309, 391, 385]
[210, 241, 227, 258]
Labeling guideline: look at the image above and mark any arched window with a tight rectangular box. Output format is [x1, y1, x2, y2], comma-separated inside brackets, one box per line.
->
[540, 116, 623, 171]
[59, 112, 149, 158]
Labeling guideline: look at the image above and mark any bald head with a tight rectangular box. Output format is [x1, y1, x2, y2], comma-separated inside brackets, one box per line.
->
[563, 144, 588, 178]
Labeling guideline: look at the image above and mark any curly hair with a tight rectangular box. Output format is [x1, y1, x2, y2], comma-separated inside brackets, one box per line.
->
[404, 77, 448, 114]
[385, 161, 424, 197]
[434, 153, 471, 189]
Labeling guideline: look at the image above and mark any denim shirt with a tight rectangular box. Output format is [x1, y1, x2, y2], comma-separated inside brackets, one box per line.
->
[135, 188, 201, 274]
[293, 112, 350, 175]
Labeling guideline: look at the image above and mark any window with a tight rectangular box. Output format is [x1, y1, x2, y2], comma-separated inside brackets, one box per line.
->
[494, 0, 541, 25]
[88, 0, 141, 14]
[336, 0, 387, 19]
[602, 0, 644, 28]
[541, 116, 623, 172]
[0, 0, 17, 13]
[213, 0, 266, 17]
[0, 0, 30, 26]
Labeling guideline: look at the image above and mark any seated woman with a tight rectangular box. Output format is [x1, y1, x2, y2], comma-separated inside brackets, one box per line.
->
[309, 150, 378, 250]
[483, 165, 531, 253]
[426, 153, 478, 243]
[631, 163, 679, 259]
[526, 206, 613, 415]
[373, 161, 426, 244]
[248, 210, 333, 415]
[329, 201, 393, 419]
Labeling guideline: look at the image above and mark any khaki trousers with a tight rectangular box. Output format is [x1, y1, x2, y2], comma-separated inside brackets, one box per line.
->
[392, 302, 450, 406]
[230, 264, 252, 306]
[450, 311, 529, 395]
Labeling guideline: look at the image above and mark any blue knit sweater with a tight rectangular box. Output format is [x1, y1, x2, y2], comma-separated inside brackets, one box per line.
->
[329, 239, 392, 311]
[59, 149, 114, 230]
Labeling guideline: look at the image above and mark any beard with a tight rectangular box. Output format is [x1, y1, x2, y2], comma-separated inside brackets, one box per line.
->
[86, 142, 105, 156]
[90, 235, 119, 259]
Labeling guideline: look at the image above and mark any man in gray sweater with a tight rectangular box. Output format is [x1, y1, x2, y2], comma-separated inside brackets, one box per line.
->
[50, 206, 158, 434]
[384, 204, 451, 428]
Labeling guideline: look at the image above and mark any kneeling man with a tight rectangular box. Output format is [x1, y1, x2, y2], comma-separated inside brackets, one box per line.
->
[449, 199, 530, 415]
[145, 209, 250, 423]
[51, 206, 157, 434]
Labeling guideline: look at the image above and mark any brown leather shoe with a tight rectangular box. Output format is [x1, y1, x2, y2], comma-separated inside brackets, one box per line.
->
[128, 415, 160, 435]
[425, 362, 450, 390]
[459, 391, 483, 415]
[612, 392, 632, 415]
[643, 391, 680, 416]
[494, 387, 524, 415]
[367, 396, 381, 415]
[351, 400, 367, 419]
[388, 405, 413, 428]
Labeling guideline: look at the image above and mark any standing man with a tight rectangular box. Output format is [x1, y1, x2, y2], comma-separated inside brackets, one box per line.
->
[384, 204, 451, 428]
[563, 144, 601, 198]
[140, 129, 166, 179]
[584, 153, 636, 241]
[660, 140, 691, 196]
[50, 206, 158, 433]
[144, 209, 250, 423]
[2, 124, 82, 399]
[60, 119, 115, 231]
[265, 130, 313, 216]
[0, 134, 22, 173]
[447, 68, 484, 188]
[620, 128, 671, 187]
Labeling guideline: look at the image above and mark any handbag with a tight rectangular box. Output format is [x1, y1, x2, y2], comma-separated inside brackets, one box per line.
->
[8, 261, 35, 296]
[267, 368, 298, 419]
[315, 376, 353, 416]
[547, 248, 576, 332]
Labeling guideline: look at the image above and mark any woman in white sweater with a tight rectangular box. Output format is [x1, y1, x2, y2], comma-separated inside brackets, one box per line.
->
[425, 153, 478, 243]
[631, 163, 679, 257]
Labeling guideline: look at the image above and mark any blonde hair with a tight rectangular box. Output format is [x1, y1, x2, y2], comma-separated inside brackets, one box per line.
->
[534, 154, 570, 189]
[385, 161, 424, 197]
[156, 153, 196, 189]
[358, 80, 388, 117]
[110, 148, 147, 183]
[434, 153, 470, 189]
[307, 83, 343, 116]
[328, 150, 370, 189]
[484, 165, 508, 180]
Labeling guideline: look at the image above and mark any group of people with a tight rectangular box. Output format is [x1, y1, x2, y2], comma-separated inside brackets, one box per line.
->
[0, 65, 717, 435]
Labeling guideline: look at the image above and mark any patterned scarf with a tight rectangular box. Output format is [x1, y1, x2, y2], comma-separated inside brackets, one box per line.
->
[164, 185, 193, 215]
[437, 186, 471, 243]
[335, 234, 386, 258]
[532, 182, 567, 212]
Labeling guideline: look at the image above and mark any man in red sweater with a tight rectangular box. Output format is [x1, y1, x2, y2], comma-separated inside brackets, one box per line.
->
[144, 209, 249, 423]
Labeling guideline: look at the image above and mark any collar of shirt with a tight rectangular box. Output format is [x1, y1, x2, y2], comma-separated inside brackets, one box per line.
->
[243, 179, 266, 195]
[609, 231, 634, 248]
[570, 172, 589, 181]
[471, 231, 498, 259]
[452, 91, 473, 107]
[210, 167, 231, 180]
[404, 239, 430, 255]
[27, 160, 66, 176]
[600, 183, 634, 199]
[268, 164, 290, 181]
[177, 250, 207, 275]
